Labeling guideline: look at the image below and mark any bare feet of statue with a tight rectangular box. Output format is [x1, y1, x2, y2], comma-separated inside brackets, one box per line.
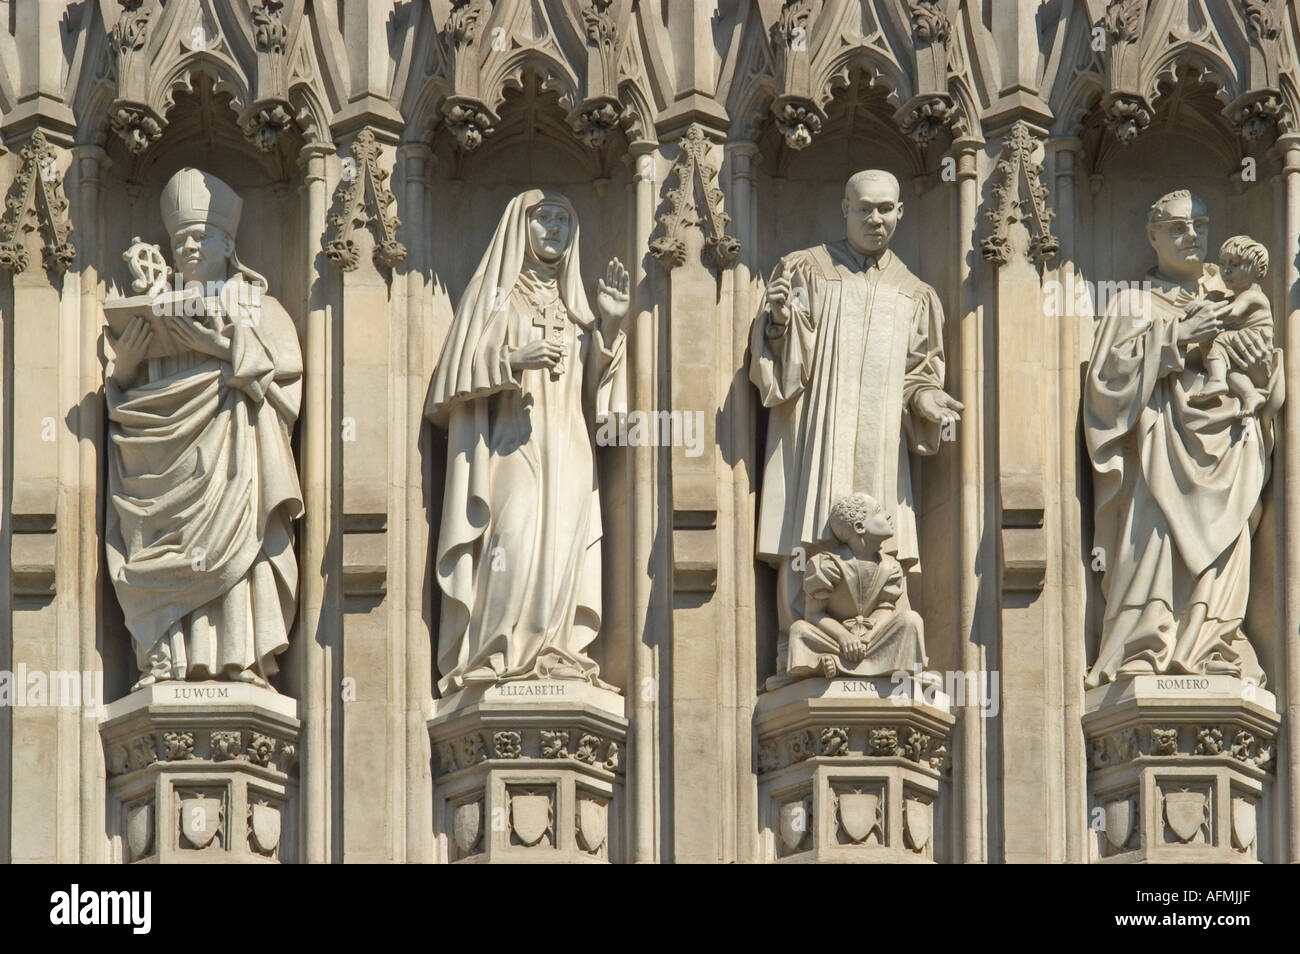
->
[1190, 378, 1228, 405]
[819, 656, 839, 679]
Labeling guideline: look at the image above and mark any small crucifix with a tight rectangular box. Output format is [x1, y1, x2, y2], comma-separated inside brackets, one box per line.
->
[533, 300, 568, 379]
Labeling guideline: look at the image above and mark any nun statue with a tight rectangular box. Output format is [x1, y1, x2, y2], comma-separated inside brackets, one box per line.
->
[426, 190, 630, 696]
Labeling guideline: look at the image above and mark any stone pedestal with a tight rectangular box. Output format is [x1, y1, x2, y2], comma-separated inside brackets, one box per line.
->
[100, 683, 300, 864]
[754, 677, 955, 863]
[1084, 675, 1279, 863]
[428, 681, 627, 863]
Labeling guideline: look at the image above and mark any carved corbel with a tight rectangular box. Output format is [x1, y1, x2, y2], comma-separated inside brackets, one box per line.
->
[1225, 2, 1287, 147]
[323, 128, 406, 272]
[895, 93, 967, 147]
[240, 0, 297, 152]
[649, 124, 740, 272]
[569, 97, 622, 149]
[1098, 0, 1151, 145]
[0, 130, 76, 274]
[439, 1, 496, 152]
[768, 1, 822, 150]
[108, 0, 164, 154]
[981, 121, 1058, 267]
[1227, 90, 1287, 146]
[568, 1, 624, 149]
[898, 1, 964, 147]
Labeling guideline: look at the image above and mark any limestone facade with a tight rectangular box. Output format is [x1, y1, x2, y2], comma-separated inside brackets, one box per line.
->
[2, 0, 1300, 864]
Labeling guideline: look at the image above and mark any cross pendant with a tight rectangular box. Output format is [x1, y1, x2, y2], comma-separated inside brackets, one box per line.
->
[533, 301, 567, 378]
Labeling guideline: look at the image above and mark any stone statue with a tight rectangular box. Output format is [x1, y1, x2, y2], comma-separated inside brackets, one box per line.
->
[768, 492, 928, 688]
[105, 168, 304, 690]
[426, 189, 629, 696]
[750, 169, 962, 680]
[1192, 235, 1273, 416]
[1084, 190, 1284, 688]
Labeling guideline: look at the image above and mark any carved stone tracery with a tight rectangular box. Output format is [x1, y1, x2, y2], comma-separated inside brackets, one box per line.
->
[323, 128, 407, 271]
[649, 123, 739, 271]
[982, 121, 1058, 266]
[0, 130, 75, 274]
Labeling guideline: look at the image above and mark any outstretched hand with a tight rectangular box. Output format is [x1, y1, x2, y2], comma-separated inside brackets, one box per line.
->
[913, 388, 964, 425]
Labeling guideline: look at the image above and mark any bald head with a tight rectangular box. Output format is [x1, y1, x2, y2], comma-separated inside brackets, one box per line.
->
[844, 170, 900, 203]
[843, 169, 902, 255]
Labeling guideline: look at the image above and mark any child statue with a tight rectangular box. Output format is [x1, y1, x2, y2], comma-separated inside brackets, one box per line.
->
[768, 491, 930, 688]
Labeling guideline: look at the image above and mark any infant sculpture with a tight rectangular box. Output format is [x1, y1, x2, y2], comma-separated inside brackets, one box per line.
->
[105, 168, 303, 690]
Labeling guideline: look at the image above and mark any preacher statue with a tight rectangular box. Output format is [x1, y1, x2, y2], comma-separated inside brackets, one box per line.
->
[105, 168, 303, 689]
[1084, 190, 1284, 688]
[750, 170, 962, 684]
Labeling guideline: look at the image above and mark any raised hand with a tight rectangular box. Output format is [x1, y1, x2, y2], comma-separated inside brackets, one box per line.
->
[767, 264, 810, 326]
[596, 257, 630, 327]
[109, 316, 154, 385]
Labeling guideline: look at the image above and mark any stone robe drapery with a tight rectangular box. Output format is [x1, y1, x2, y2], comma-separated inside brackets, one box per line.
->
[1084, 267, 1283, 688]
[106, 276, 303, 679]
[750, 241, 947, 570]
[427, 191, 626, 696]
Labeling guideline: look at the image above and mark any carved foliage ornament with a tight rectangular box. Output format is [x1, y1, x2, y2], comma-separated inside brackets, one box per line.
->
[111, 0, 152, 57]
[981, 121, 1058, 266]
[324, 128, 406, 271]
[0, 130, 76, 274]
[649, 124, 740, 271]
[1240, 0, 1279, 42]
[250, 0, 288, 54]
[1101, 0, 1143, 45]
[908, 0, 952, 46]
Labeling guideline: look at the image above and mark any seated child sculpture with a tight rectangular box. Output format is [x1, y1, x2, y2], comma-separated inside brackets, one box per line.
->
[772, 492, 930, 687]
[1192, 235, 1273, 417]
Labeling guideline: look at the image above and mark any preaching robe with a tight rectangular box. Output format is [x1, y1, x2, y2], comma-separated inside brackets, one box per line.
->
[750, 241, 948, 568]
[427, 190, 625, 697]
[106, 276, 303, 678]
[1084, 266, 1283, 687]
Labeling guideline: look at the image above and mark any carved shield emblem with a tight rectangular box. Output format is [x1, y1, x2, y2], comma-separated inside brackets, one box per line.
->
[576, 798, 608, 854]
[179, 795, 221, 849]
[125, 802, 153, 861]
[249, 802, 281, 855]
[837, 792, 881, 845]
[903, 797, 932, 852]
[1231, 797, 1256, 852]
[453, 800, 483, 855]
[778, 800, 809, 853]
[1163, 791, 1207, 844]
[1105, 798, 1134, 850]
[510, 794, 552, 847]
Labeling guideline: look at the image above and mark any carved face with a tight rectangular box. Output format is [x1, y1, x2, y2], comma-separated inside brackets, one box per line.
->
[842, 175, 902, 256]
[1146, 194, 1208, 278]
[853, 506, 894, 543]
[527, 202, 573, 263]
[1219, 255, 1254, 292]
[830, 494, 894, 546]
[171, 224, 233, 285]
